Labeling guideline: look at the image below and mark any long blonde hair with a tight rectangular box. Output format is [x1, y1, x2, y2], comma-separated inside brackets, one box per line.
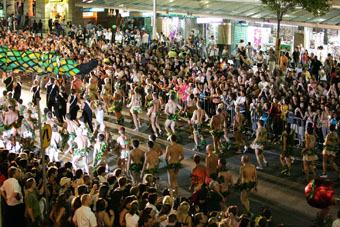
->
[177, 201, 190, 220]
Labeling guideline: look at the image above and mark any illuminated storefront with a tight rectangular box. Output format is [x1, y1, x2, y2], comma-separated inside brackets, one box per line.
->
[46, 0, 69, 21]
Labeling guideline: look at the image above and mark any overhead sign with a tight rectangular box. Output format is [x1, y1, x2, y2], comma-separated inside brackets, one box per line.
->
[42, 124, 52, 149]
[196, 17, 223, 24]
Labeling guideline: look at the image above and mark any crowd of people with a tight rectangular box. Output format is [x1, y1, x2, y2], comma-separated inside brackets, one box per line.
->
[0, 18, 339, 227]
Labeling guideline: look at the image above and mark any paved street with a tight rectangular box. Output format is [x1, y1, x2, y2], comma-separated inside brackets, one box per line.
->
[4, 80, 340, 226]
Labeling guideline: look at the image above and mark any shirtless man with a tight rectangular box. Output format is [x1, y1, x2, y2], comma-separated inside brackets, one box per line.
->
[127, 140, 145, 184]
[72, 128, 91, 173]
[217, 158, 233, 199]
[149, 134, 163, 156]
[219, 104, 230, 144]
[191, 101, 209, 152]
[165, 135, 184, 193]
[4, 105, 18, 126]
[209, 108, 224, 153]
[62, 113, 79, 155]
[164, 94, 182, 140]
[148, 92, 162, 137]
[92, 133, 108, 169]
[236, 155, 258, 213]
[205, 144, 218, 178]
[48, 124, 62, 162]
[141, 141, 160, 178]
[111, 82, 125, 124]
[189, 154, 208, 191]
[184, 94, 197, 139]
[234, 106, 247, 154]
[251, 120, 268, 170]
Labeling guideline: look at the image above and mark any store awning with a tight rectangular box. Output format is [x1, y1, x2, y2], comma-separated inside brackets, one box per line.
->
[77, 0, 340, 30]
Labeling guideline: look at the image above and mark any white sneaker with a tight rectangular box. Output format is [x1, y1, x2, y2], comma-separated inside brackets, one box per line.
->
[256, 166, 263, 170]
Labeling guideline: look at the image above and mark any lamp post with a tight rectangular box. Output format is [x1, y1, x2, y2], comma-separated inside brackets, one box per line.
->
[152, 0, 157, 39]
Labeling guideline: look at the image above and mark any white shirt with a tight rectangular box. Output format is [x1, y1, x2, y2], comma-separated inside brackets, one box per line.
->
[126, 213, 139, 227]
[235, 96, 246, 106]
[142, 33, 149, 44]
[145, 202, 159, 216]
[95, 109, 104, 125]
[73, 206, 97, 227]
[50, 131, 62, 148]
[1, 178, 23, 206]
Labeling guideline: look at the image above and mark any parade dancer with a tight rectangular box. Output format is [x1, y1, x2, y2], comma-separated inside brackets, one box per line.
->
[3, 105, 18, 128]
[110, 82, 124, 124]
[302, 125, 318, 181]
[128, 87, 142, 131]
[73, 128, 90, 173]
[92, 133, 108, 169]
[62, 113, 79, 155]
[236, 155, 257, 214]
[164, 94, 182, 140]
[233, 106, 247, 154]
[127, 139, 145, 185]
[191, 101, 209, 152]
[147, 92, 162, 137]
[114, 127, 131, 174]
[94, 102, 104, 135]
[141, 141, 160, 178]
[165, 135, 184, 194]
[48, 124, 62, 162]
[280, 124, 295, 176]
[19, 111, 35, 148]
[210, 108, 224, 153]
[184, 94, 196, 139]
[251, 120, 268, 170]
[219, 104, 230, 148]
[101, 78, 112, 112]
[321, 124, 340, 178]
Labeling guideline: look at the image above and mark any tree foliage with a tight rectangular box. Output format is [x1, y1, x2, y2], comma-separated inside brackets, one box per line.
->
[261, 0, 331, 21]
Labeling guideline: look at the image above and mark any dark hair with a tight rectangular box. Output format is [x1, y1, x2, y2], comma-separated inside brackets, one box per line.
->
[96, 198, 106, 212]
[98, 185, 109, 199]
[132, 140, 139, 148]
[171, 135, 177, 142]
[118, 176, 127, 187]
[259, 119, 264, 126]
[98, 134, 105, 142]
[77, 185, 88, 195]
[150, 134, 157, 142]
[75, 169, 83, 179]
[47, 167, 57, 178]
[219, 158, 226, 167]
[217, 108, 222, 113]
[148, 141, 154, 149]
[330, 124, 336, 131]
[307, 126, 314, 135]
[238, 218, 250, 227]
[168, 214, 177, 223]
[148, 193, 157, 205]
[97, 166, 106, 176]
[194, 154, 200, 164]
